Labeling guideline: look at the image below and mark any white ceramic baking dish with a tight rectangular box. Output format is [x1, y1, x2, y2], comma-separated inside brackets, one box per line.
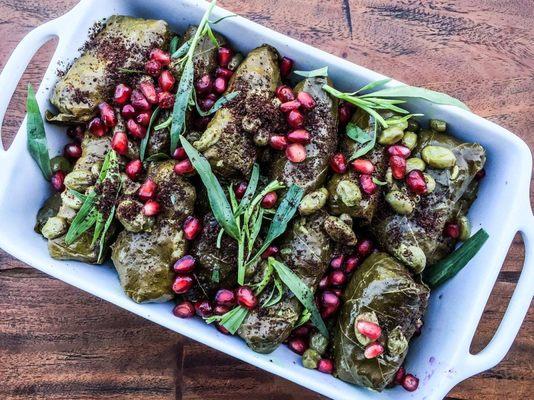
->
[0, 0, 532, 399]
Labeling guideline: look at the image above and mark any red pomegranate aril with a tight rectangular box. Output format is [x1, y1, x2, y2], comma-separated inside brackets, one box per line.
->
[158, 92, 175, 109]
[216, 66, 233, 80]
[261, 245, 279, 259]
[444, 222, 460, 239]
[130, 89, 151, 111]
[292, 324, 311, 338]
[64, 142, 82, 160]
[288, 337, 307, 355]
[111, 131, 129, 155]
[394, 366, 406, 385]
[174, 159, 195, 175]
[279, 56, 294, 78]
[269, 135, 288, 150]
[199, 95, 216, 112]
[280, 100, 301, 113]
[143, 200, 161, 216]
[172, 301, 195, 318]
[364, 342, 384, 359]
[344, 256, 360, 274]
[406, 170, 427, 194]
[195, 74, 213, 95]
[158, 70, 176, 92]
[356, 320, 382, 340]
[330, 153, 348, 174]
[317, 359, 334, 374]
[261, 192, 278, 209]
[321, 290, 341, 309]
[402, 374, 419, 392]
[331, 288, 343, 297]
[216, 323, 230, 334]
[114, 83, 132, 104]
[297, 91, 316, 110]
[387, 144, 411, 158]
[318, 275, 329, 290]
[145, 59, 162, 76]
[234, 181, 248, 199]
[351, 159, 375, 174]
[127, 119, 147, 139]
[475, 168, 486, 181]
[213, 77, 227, 94]
[287, 109, 304, 129]
[51, 170, 65, 192]
[321, 305, 338, 319]
[172, 275, 193, 294]
[125, 159, 143, 180]
[172, 147, 187, 161]
[150, 48, 171, 66]
[360, 174, 378, 195]
[139, 81, 158, 104]
[338, 103, 353, 125]
[357, 239, 374, 257]
[390, 155, 407, 180]
[66, 125, 84, 142]
[174, 255, 196, 274]
[330, 255, 344, 270]
[215, 289, 236, 307]
[286, 143, 307, 162]
[183, 216, 202, 240]
[98, 102, 117, 127]
[275, 85, 295, 102]
[136, 111, 151, 127]
[138, 178, 157, 201]
[194, 300, 213, 318]
[88, 117, 106, 137]
[218, 46, 233, 67]
[236, 286, 258, 309]
[214, 304, 231, 316]
[121, 104, 136, 119]
[329, 270, 347, 287]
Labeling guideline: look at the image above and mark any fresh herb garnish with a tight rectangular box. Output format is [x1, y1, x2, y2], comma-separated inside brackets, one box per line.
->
[205, 305, 249, 334]
[424, 228, 489, 288]
[372, 177, 387, 186]
[294, 308, 311, 328]
[26, 84, 52, 180]
[194, 90, 239, 117]
[144, 152, 171, 163]
[139, 106, 161, 161]
[118, 68, 145, 74]
[171, 39, 191, 60]
[294, 66, 328, 78]
[346, 121, 377, 160]
[169, 36, 180, 54]
[262, 276, 284, 308]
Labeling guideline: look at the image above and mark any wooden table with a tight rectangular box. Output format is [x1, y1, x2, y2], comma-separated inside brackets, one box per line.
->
[0, 0, 532, 398]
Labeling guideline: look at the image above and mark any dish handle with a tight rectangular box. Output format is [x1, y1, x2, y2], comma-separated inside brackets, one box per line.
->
[456, 212, 534, 380]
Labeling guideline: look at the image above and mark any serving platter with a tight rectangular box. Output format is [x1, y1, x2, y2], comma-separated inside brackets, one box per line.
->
[0, 0, 532, 399]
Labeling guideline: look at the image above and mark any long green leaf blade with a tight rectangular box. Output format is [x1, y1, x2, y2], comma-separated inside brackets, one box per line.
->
[140, 106, 161, 161]
[170, 59, 194, 152]
[294, 66, 328, 78]
[26, 84, 52, 180]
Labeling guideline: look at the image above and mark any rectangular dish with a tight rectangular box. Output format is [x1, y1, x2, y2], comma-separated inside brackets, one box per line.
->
[0, 1, 532, 399]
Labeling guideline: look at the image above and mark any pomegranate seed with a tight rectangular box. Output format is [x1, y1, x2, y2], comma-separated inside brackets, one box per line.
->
[285, 143, 307, 162]
[261, 246, 279, 259]
[195, 74, 213, 95]
[330, 153, 348, 174]
[218, 46, 233, 67]
[173, 255, 196, 274]
[357, 239, 374, 257]
[387, 144, 411, 158]
[66, 125, 84, 142]
[214, 304, 231, 315]
[215, 289, 236, 307]
[288, 337, 307, 355]
[114, 83, 132, 104]
[364, 342, 384, 359]
[194, 300, 213, 318]
[297, 91, 316, 110]
[111, 131, 128, 155]
[330, 255, 344, 270]
[173, 301, 195, 318]
[269, 135, 288, 150]
[216, 323, 230, 334]
[351, 159, 375, 174]
[406, 170, 427, 194]
[136, 111, 151, 126]
[356, 320, 382, 340]
[236, 286, 258, 309]
[317, 359, 334, 374]
[475, 168, 486, 181]
[338, 103, 353, 126]
[51, 170, 65, 192]
[145, 59, 162, 76]
[261, 192, 278, 208]
[199, 94, 216, 111]
[402, 374, 419, 392]
[125, 159, 143, 180]
[279, 56, 294, 78]
[138, 178, 157, 201]
[292, 325, 311, 338]
[287, 109, 304, 128]
[158, 70, 176, 92]
[130, 89, 151, 111]
[174, 159, 195, 175]
[344, 256, 360, 274]
[275, 85, 295, 102]
[329, 270, 346, 287]
[321, 290, 340, 309]
[64, 142, 82, 160]
[98, 102, 117, 127]
[142, 200, 161, 216]
[444, 222, 460, 239]
[121, 104, 136, 119]
[394, 367, 406, 385]
[213, 77, 227, 94]
[331, 288, 343, 297]
[88, 117, 106, 137]
[390, 155, 407, 180]
[158, 92, 175, 109]
[360, 174, 377, 195]
[150, 48, 171, 66]
[127, 119, 147, 139]
[172, 275, 193, 294]
[172, 147, 187, 160]
[280, 100, 301, 113]
[183, 216, 202, 240]
[216, 66, 233, 80]
[318, 275, 329, 290]
[321, 305, 338, 319]
[139, 81, 158, 104]
[193, 115, 212, 130]
[287, 129, 310, 144]
[234, 181, 248, 199]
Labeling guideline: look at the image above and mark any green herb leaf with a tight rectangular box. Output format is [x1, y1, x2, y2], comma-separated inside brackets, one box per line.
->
[140, 106, 161, 161]
[195, 91, 239, 117]
[68, 189, 87, 202]
[211, 265, 220, 283]
[118, 68, 145, 74]
[349, 123, 377, 160]
[205, 305, 249, 335]
[235, 163, 260, 216]
[269, 258, 328, 337]
[262, 276, 284, 308]
[26, 84, 52, 180]
[346, 122, 371, 144]
[424, 228, 489, 288]
[294, 308, 311, 328]
[144, 152, 171, 163]
[372, 177, 387, 186]
[171, 39, 191, 59]
[294, 66, 328, 78]
[353, 78, 391, 95]
[209, 14, 238, 24]
[97, 204, 115, 263]
[65, 192, 97, 245]
[170, 58, 194, 152]
[169, 36, 180, 54]
[204, 24, 220, 48]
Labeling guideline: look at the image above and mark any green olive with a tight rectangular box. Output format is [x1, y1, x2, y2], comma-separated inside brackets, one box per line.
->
[302, 348, 321, 369]
[378, 125, 404, 145]
[336, 180, 362, 207]
[299, 188, 329, 216]
[64, 170, 95, 192]
[60, 190, 83, 210]
[401, 131, 418, 150]
[50, 156, 72, 174]
[406, 157, 426, 173]
[387, 326, 408, 356]
[421, 145, 456, 169]
[323, 216, 357, 245]
[41, 216, 67, 239]
[309, 332, 329, 355]
[423, 173, 436, 193]
[385, 191, 414, 215]
[395, 243, 426, 273]
[430, 119, 447, 132]
[458, 215, 471, 241]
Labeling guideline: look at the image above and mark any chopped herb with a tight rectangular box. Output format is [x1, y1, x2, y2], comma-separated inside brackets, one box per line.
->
[372, 177, 387, 186]
[139, 106, 161, 161]
[262, 276, 284, 308]
[169, 36, 180, 54]
[211, 266, 220, 283]
[294, 308, 311, 328]
[205, 305, 249, 334]
[118, 68, 145, 74]
[171, 39, 191, 59]
[294, 66, 328, 78]
[144, 152, 171, 163]
[195, 90, 239, 117]
[26, 84, 52, 180]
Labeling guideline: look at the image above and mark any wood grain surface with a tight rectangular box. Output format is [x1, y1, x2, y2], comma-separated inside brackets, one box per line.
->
[0, 0, 533, 399]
